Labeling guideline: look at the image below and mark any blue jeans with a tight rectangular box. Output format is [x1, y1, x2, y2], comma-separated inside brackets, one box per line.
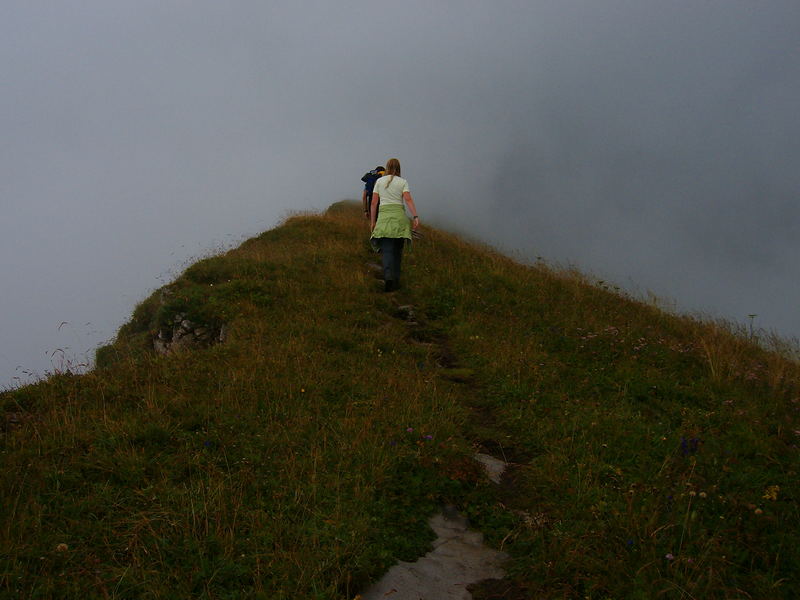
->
[377, 238, 405, 283]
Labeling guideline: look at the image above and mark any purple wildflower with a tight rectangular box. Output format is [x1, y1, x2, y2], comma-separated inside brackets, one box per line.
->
[680, 437, 701, 456]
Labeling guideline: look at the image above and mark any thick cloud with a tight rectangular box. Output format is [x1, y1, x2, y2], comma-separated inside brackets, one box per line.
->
[2, 1, 799, 387]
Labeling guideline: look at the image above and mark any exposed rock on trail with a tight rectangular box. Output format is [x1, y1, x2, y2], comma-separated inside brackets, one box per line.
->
[473, 453, 508, 484]
[360, 444, 513, 599]
[360, 508, 508, 600]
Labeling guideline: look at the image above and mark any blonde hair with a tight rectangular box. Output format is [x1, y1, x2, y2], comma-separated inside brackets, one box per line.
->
[385, 158, 401, 187]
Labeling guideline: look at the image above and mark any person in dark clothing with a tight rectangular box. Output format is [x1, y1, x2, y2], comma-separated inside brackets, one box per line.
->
[361, 165, 385, 222]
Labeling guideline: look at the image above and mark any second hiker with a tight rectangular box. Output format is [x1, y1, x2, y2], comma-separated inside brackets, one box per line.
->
[361, 165, 385, 222]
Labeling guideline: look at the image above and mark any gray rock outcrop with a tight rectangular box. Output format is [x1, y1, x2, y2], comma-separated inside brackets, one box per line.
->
[153, 313, 226, 355]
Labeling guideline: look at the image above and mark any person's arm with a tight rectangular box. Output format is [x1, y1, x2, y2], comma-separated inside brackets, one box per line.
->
[404, 192, 420, 230]
[370, 193, 380, 230]
[362, 189, 369, 218]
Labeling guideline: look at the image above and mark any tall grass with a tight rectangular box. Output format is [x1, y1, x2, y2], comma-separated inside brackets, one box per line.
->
[2, 201, 798, 598]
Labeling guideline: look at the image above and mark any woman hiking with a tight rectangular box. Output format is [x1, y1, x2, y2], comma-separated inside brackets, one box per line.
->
[370, 158, 419, 292]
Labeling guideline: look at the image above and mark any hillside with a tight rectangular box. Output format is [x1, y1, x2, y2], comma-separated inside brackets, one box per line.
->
[2, 201, 799, 599]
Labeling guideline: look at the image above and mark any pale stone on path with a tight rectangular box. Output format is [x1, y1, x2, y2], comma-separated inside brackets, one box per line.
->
[473, 453, 507, 484]
[361, 510, 507, 600]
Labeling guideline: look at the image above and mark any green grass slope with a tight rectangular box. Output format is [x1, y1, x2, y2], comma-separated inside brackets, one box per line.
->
[2, 201, 799, 599]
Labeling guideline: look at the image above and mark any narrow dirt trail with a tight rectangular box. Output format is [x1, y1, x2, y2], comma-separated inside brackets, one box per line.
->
[360, 276, 524, 599]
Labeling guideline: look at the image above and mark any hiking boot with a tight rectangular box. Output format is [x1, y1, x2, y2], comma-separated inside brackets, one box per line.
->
[384, 279, 396, 292]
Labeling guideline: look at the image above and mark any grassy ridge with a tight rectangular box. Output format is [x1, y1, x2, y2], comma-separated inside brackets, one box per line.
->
[1, 205, 472, 599]
[408, 219, 800, 598]
[2, 201, 799, 598]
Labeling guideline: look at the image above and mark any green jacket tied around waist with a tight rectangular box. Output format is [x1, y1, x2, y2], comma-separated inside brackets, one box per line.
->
[371, 204, 412, 240]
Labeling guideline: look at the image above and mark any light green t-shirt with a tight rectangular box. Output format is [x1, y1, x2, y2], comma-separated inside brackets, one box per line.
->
[373, 175, 409, 205]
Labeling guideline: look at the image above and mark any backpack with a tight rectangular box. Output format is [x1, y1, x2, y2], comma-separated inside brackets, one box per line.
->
[361, 167, 385, 193]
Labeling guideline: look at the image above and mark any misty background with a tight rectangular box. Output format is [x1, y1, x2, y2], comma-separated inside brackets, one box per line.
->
[2, 1, 799, 389]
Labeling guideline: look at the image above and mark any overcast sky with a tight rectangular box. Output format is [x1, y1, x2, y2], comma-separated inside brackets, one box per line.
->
[2, 1, 799, 388]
